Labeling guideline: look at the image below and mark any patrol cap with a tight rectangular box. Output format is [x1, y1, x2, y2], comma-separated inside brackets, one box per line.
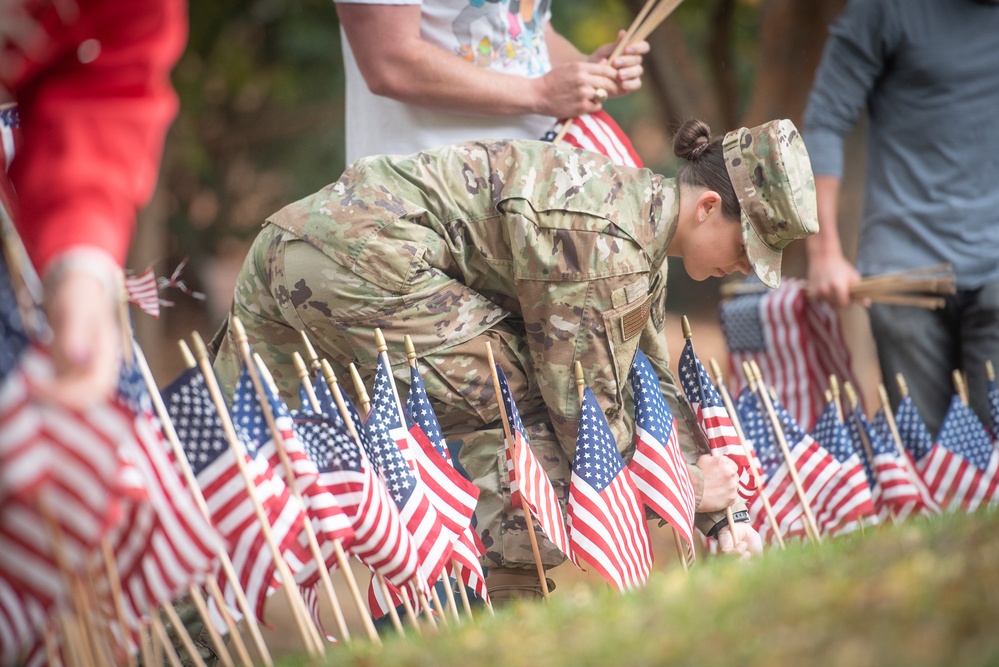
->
[722, 119, 818, 289]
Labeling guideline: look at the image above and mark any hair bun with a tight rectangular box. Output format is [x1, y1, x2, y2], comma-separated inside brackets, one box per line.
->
[673, 119, 714, 161]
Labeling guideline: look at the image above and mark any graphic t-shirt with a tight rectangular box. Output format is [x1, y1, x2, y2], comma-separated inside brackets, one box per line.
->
[337, 0, 556, 162]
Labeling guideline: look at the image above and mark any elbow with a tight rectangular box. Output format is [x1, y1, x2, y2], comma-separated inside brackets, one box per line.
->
[360, 62, 419, 102]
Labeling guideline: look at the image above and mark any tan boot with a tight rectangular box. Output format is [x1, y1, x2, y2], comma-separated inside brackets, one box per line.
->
[484, 567, 556, 606]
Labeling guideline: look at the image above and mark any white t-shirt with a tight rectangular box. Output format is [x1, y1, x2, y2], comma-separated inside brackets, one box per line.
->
[336, 0, 557, 163]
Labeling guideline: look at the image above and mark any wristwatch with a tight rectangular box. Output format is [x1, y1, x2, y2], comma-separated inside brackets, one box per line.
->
[706, 510, 751, 539]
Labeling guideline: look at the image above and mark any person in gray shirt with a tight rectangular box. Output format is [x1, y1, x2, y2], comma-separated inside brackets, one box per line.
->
[803, 0, 999, 434]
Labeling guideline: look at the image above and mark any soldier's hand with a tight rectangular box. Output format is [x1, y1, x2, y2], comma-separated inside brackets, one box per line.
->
[695, 454, 739, 512]
[717, 522, 763, 561]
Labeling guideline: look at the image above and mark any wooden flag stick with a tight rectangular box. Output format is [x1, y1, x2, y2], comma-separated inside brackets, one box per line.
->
[372, 329, 440, 631]
[744, 361, 822, 542]
[98, 540, 137, 667]
[631, 0, 683, 43]
[154, 342, 270, 667]
[486, 342, 552, 601]
[829, 375, 844, 424]
[877, 384, 940, 515]
[681, 317, 736, 552]
[292, 353, 381, 643]
[843, 381, 896, 525]
[149, 615, 185, 667]
[190, 332, 323, 658]
[709, 358, 785, 550]
[160, 604, 210, 667]
[405, 338, 463, 625]
[342, 363, 413, 637]
[231, 321, 345, 650]
[953, 370, 970, 406]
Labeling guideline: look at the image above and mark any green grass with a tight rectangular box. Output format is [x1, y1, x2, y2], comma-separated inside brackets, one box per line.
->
[282, 511, 999, 667]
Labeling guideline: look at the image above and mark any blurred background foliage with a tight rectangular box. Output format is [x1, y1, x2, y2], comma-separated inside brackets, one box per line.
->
[134, 0, 858, 378]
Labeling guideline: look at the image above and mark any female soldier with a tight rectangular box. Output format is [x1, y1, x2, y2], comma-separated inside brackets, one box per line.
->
[213, 118, 817, 599]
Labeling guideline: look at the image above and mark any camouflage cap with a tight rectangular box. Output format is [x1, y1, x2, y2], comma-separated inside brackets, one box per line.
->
[723, 118, 818, 289]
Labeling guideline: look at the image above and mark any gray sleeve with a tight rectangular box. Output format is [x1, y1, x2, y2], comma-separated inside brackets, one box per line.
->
[803, 0, 900, 177]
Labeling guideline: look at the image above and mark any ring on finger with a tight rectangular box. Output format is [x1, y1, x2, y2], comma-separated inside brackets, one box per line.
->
[593, 88, 608, 103]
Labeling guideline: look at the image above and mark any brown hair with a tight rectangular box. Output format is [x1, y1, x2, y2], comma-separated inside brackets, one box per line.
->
[672, 119, 740, 221]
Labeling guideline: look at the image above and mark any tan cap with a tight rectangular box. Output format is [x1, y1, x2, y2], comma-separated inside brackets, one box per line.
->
[723, 119, 819, 289]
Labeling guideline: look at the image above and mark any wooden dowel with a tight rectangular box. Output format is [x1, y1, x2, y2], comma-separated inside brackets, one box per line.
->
[877, 384, 940, 515]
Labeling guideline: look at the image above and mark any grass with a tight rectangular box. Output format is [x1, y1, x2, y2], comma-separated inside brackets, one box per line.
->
[279, 510, 999, 667]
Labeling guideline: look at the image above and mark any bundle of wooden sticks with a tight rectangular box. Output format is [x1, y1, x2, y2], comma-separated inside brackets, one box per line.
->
[721, 264, 957, 310]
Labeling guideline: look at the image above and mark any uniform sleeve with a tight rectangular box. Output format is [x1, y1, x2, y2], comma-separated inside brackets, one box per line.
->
[4, 0, 187, 275]
[802, 0, 900, 178]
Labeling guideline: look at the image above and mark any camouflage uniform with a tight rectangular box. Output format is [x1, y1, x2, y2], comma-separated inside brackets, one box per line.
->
[214, 122, 816, 571]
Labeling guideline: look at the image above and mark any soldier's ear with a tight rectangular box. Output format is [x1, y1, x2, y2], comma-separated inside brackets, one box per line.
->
[695, 190, 722, 224]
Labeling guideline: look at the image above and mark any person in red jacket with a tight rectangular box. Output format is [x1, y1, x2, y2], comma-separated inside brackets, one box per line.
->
[0, 0, 187, 408]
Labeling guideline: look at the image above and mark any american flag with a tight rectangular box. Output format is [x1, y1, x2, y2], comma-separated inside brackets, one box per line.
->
[101, 357, 221, 627]
[568, 386, 652, 591]
[293, 411, 420, 589]
[988, 378, 999, 438]
[125, 267, 161, 319]
[365, 356, 452, 588]
[678, 339, 756, 500]
[0, 577, 47, 666]
[496, 363, 572, 561]
[914, 396, 999, 512]
[0, 249, 28, 383]
[406, 363, 489, 601]
[627, 350, 696, 550]
[809, 401, 877, 536]
[845, 403, 929, 521]
[871, 407, 940, 517]
[232, 366, 354, 562]
[162, 368, 306, 624]
[0, 347, 133, 605]
[721, 279, 858, 431]
[545, 110, 643, 168]
[736, 389, 841, 543]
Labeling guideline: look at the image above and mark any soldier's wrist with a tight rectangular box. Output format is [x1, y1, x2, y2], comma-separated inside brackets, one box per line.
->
[706, 510, 750, 539]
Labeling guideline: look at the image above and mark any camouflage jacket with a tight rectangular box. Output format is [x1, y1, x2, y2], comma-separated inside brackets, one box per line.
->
[268, 140, 733, 525]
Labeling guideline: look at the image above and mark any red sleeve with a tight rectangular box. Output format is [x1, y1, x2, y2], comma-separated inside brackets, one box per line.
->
[2, 0, 188, 274]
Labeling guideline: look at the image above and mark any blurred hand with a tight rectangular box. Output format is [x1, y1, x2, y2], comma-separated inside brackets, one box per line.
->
[531, 60, 619, 117]
[588, 30, 649, 97]
[717, 522, 763, 561]
[38, 259, 122, 410]
[806, 250, 861, 309]
[695, 454, 739, 512]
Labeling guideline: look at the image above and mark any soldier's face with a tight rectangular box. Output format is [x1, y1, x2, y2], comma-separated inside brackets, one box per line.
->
[683, 214, 751, 282]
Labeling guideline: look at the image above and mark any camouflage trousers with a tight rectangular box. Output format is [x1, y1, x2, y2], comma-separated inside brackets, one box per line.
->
[214, 224, 570, 569]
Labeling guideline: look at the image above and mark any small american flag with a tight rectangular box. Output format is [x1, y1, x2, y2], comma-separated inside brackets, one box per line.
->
[988, 378, 999, 438]
[846, 404, 929, 521]
[0, 347, 131, 605]
[0, 248, 28, 383]
[568, 386, 652, 591]
[627, 350, 695, 551]
[545, 110, 643, 168]
[406, 364, 489, 601]
[103, 357, 221, 626]
[163, 368, 306, 624]
[293, 411, 419, 588]
[915, 396, 999, 512]
[737, 389, 842, 543]
[809, 401, 877, 536]
[497, 363, 572, 561]
[721, 279, 858, 431]
[365, 356, 451, 590]
[0, 577, 47, 666]
[233, 366, 354, 562]
[871, 408, 940, 515]
[125, 268, 161, 319]
[678, 339, 756, 500]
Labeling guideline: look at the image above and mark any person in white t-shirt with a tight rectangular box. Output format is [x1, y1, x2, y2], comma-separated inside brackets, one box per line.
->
[335, 0, 649, 163]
